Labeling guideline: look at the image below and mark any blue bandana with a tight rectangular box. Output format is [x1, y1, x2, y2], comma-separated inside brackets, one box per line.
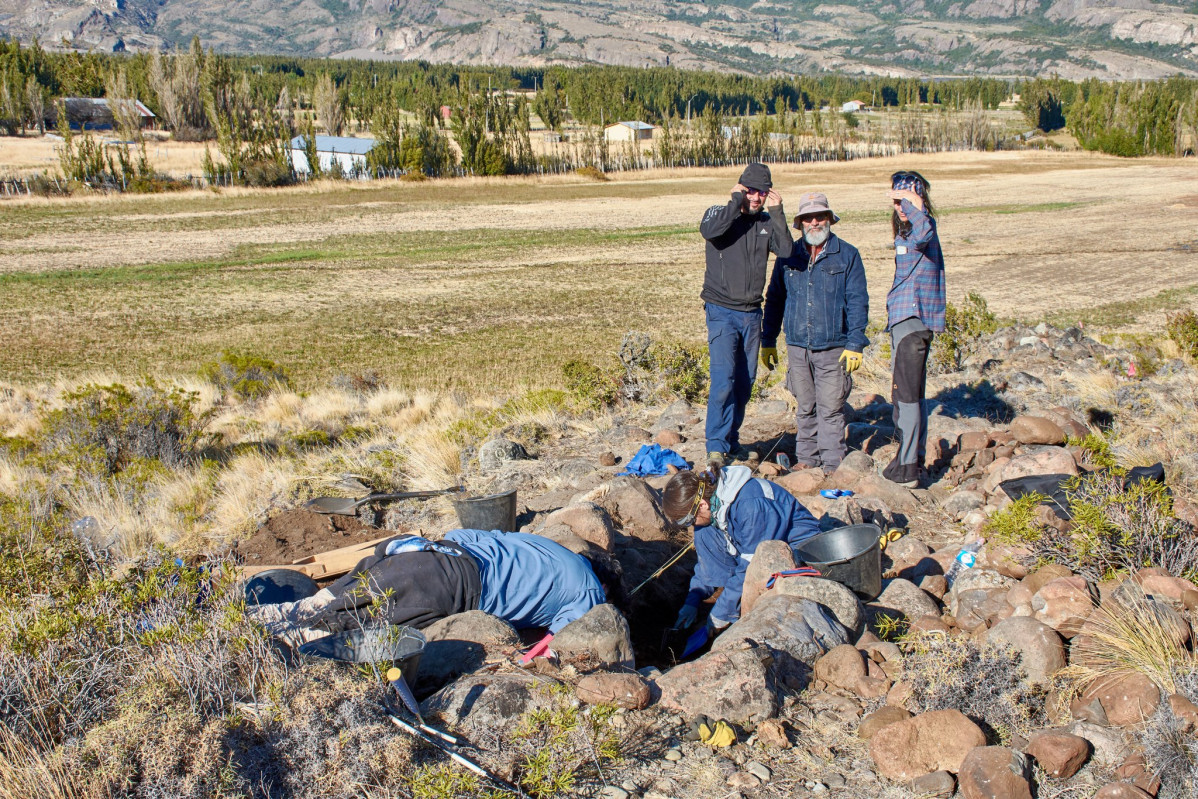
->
[892, 174, 924, 195]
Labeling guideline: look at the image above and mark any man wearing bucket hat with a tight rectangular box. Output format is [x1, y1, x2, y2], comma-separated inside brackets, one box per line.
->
[883, 170, 945, 488]
[699, 163, 793, 467]
[250, 529, 616, 650]
[761, 192, 868, 475]
[661, 464, 820, 635]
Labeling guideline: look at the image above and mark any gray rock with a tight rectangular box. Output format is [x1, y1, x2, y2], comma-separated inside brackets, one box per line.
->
[714, 594, 850, 668]
[415, 610, 520, 696]
[585, 476, 671, 541]
[756, 399, 790, 415]
[746, 761, 772, 781]
[1065, 721, 1132, 765]
[539, 501, 616, 551]
[873, 578, 941, 621]
[478, 437, 528, 470]
[909, 770, 955, 798]
[553, 603, 635, 669]
[656, 646, 777, 724]
[421, 671, 558, 727]
[771, 576, 864, 636]
[600, 787, 629, 799]
[985, 616, 1066, 683]
[942, 490, 985, 517]
[884, 535, 932, 565]
[949, 568, 1016, 615]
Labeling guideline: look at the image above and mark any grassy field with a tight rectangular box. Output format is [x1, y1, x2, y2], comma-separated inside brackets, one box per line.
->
[1, 150, 1197, 392]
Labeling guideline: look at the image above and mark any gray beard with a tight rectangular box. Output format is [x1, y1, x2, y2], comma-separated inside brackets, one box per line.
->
[804, 228, 830, 247]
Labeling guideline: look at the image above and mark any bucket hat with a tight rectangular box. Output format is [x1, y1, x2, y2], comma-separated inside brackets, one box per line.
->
[794, 192, 840, 225]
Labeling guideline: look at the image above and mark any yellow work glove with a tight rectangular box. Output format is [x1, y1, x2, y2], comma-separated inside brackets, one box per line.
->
[838, 349, 863, 374]
[760, 346, 779, 371]
[699, 719, 737, 748]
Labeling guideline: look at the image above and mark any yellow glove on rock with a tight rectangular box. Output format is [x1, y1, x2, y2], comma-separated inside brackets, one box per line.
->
[760, 346, 779, 371]
[699, 719, 737, 747]
[838, 350, 863, 374]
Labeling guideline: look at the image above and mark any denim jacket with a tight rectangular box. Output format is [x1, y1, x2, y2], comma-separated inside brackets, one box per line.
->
[762, 233, 870, 352]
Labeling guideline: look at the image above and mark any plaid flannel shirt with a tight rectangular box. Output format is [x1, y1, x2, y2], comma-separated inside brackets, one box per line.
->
[886, 199, 945, 332]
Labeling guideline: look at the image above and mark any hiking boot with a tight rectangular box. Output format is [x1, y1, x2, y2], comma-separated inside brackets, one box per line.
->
[730, 445, 757, 462]
[706, 451, 726, 468]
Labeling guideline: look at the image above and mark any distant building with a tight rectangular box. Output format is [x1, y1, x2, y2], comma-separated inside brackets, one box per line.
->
[841, 100, 867, 113]
[290, 135, 377, 176]
[543, 131, 562, 143]
[49, 98, 156, 131]
[439, 105, 453, 122]
[603, 121, 655, 142]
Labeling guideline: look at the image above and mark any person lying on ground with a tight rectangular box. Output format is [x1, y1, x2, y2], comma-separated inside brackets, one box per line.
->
[250, 529, 621, 652]
[662, 464, 820, 635]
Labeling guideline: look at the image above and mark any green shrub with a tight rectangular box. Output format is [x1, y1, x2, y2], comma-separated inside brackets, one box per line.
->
[574, 165, 608, 182]
[562, 359, 620, 410]
[931, 291, 998, 373]
[1166, 309, 1198, 360]
[39, 382, 208, 476]
[984, 491, 1048, 546]
[1066, 433, 1118, 470]
[200, 350, 291, 400]
[509, 684, 621, 797]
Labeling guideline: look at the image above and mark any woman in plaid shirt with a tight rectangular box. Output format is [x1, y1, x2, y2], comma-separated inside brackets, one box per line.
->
[882, 171, 945, 488]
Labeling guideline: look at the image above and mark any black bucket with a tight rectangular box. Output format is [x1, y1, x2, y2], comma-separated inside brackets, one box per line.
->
[299, 625, 425, 684]
[453, 489, 517, 532]
[796, 523, 883, 600]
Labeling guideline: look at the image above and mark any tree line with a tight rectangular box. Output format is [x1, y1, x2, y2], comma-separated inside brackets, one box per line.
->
[1, 36, 1195, 191]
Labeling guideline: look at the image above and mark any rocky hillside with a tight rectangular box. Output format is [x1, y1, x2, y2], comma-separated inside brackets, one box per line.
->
[5, 0, 1198, 79]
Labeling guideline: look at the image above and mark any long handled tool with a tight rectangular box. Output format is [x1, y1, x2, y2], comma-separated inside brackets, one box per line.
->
[629, 541, 694, 596]
[304, 486, 464, 516]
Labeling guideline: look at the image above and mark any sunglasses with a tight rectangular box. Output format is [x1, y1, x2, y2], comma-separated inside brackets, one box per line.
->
[671, 490, 706, 527]
[744, 188, 769, 197]
[890, 171, 926, 195]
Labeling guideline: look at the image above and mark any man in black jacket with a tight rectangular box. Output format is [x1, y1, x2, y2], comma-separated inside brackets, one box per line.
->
[699, 163, 792, 465]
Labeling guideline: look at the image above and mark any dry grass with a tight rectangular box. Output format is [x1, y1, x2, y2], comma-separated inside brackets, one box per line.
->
[0, 151, 1194, 392]
[0, 134, 211, 178]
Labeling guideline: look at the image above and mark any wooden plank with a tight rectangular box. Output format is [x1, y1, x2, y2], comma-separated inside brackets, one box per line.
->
[289, 534, 394, 566]
[241, 532, 421, 582]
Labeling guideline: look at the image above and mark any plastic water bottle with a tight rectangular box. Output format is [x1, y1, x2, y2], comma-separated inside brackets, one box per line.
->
[945, 540, 983, 589]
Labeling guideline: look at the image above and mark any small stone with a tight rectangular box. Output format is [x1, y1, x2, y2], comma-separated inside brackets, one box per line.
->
[621, 781, 637, 793]
[664, 748, 683, 761]
[909, 770, 956, 798]
[811, 783, 828, 794]
[600, 787, 629, 799]
[755, 718, 791, 749]
[746, 761, 772, 781]
[824, 773, 846, 788]
[655, 429, 684, 447]
[598, 451, 618, 467]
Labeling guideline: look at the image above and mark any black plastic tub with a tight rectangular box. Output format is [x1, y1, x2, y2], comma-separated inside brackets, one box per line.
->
[795, 523, 883, 600]
[453, 489, 518, 532]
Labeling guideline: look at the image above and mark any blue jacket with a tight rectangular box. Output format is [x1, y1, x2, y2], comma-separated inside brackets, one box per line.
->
[886, 200, 945, 332]
[762, 233, 869, 352]
[684, 467, 821, 624]
[445, 529, 605, 633]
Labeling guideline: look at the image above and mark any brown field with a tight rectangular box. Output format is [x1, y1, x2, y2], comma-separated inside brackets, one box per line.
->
[1, 149, 1196, 391]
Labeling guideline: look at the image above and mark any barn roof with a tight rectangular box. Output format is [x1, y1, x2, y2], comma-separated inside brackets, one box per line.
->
[289, 135, 377, 155]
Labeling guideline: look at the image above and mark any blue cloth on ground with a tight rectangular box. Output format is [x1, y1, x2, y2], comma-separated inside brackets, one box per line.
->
[617, 443, 691, 477]
[444, 529, 606, 633]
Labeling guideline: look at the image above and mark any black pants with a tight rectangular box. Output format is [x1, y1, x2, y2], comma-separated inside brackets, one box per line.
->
[312, 540, 482, 632]
[883, 327, 933, 484]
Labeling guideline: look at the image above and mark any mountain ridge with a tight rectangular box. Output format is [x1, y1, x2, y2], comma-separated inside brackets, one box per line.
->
[4, 0, 1198, 79]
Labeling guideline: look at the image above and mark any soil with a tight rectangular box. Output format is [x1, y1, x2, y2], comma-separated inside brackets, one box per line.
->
[236, 508, 386, 564]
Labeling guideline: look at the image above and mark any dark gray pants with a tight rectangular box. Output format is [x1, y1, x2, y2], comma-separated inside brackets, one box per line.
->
[786, 345, 852, 471]
[883, 319, 932, 485]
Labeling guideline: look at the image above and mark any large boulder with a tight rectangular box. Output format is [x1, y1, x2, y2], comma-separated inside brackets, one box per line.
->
[771, 576, 864, 636]
[587, 476, 670, 540]
[713, 594, 850, 672]
[478, 438, 528, 470]
[873, 578, 941, 621]
[957, 746, 1033, 799]
[813, 644, 867, 691]
[539, 502, 616, 551]
[869, 710, 987, 780]
[984, 617, 1066, 683]
[741, 540, 796, 616]
[576, 672, 651, 709]
[1079, 672, 1161, 726]
[775, 467, 826, 496]
[1032, 576, 1095, 636]
[421, 672, 558, 727]
[553, 604, 635, 670]
[1008, 416, 1065, 445]
[415, 611, 520, 696]
[656, 647, 776, 724]
[995, 447, 1079, 485]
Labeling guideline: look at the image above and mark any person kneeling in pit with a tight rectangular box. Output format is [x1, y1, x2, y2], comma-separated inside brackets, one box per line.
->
[250, 528, 620, 654]
[662, 464, 820, 637]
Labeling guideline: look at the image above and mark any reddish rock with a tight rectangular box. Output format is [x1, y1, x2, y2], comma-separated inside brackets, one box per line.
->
[886, 680, 914, 708]
[868, 710, 987, 780]
[740, 540, 796, 616]
[1169, 692, 1198, 732]
[592, 476, 670, 540]
[540, 502, 616, 551]
[755, 460, 782, 477]
[1009, 416, 1066, 445]
[858, 705, 911, 740]
[1032, 576, 1094, 637]
[909, 770, 956, 798]
[1115, 752, 1162, 795]
[909, 615, 952, 634]
[996, 447, 1079, 484]
[653, 429, 684, 447]
[814, 644, 868, 691]
[576, 672, 651, 709]
[656, 648, 776, 724]
[957, 746, 1032, 799]
[755, 718, 791, 748]
[979, 544, 1031, 579]
[775, 467, 826, 496]
[1026, 731, 1090, 778]
[598, 451, 618, 467]
[958, 431, 992, 452]
[1082, 672, 1161, 726]
[1131, 567, 1198, 604]
[919, 575, 948, 600]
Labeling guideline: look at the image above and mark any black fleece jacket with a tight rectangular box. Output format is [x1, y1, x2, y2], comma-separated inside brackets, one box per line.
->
[699, 193, 793, 312]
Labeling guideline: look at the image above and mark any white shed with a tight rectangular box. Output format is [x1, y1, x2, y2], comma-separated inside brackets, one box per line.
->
[603, 121, 655, 142]
[841, 100, 867, 113]
[290, 135, 376, 175]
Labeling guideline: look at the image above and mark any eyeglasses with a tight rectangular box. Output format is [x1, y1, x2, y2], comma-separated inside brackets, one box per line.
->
[798, 212, 832, 225]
